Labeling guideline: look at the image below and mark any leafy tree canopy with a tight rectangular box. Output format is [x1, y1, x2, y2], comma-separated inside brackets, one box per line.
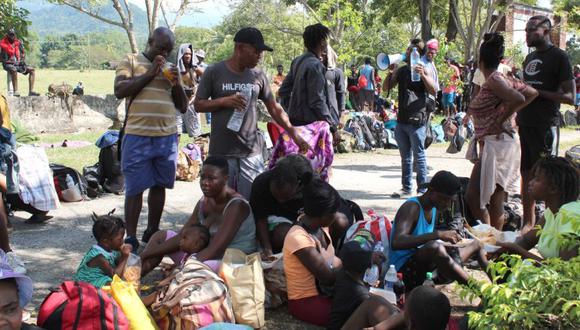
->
[0, 0, 31, 49]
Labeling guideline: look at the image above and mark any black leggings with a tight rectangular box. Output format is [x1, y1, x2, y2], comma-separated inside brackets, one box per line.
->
[5, 193, 45, 215]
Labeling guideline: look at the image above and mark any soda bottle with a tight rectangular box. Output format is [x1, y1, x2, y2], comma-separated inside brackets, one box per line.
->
[423, 272, 435, 287]
[410, 47, 421, 82]
[394, 273, 406, 308]
[227, 88, 252, 132]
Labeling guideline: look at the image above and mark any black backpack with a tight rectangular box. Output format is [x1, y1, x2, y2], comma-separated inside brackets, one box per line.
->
[370, 121, 387, 149]
[82, 163, 102, 198]
[435, 177, 470, 237]
[98, 145, 124, 194]
[355, 116, 376, 148]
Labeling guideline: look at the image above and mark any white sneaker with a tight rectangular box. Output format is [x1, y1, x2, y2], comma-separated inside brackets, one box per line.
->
[6, 251, 26, 274]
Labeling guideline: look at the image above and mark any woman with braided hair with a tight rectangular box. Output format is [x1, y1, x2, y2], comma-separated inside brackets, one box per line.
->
[493, 156, 579, 261]
[282, 178, 343, 326]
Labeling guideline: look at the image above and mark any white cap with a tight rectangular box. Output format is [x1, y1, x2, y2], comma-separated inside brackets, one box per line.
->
[195, 49, 206, 58]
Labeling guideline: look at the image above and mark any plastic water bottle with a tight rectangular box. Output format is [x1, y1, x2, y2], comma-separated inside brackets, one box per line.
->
[363, 264, 380, 286]
[63, 173, 82, 201]
[394, 273, 406, 308]
[384, 264, 398, 290]
[227, 88, 252, 132]
[423, 272, 435, 287]
[382, 265, 398, 305]
[410, 47, 421, 82]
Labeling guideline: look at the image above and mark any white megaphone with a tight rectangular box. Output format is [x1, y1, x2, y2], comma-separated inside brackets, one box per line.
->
[376, 53, 407, 71]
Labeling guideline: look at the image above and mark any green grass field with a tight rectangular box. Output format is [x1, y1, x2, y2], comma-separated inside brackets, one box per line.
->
[0, 69, 116, 95]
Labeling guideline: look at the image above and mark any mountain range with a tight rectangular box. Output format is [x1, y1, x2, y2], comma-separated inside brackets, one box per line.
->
[18, 0, 149, 37]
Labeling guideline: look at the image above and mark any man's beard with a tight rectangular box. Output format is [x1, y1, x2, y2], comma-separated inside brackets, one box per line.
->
[528, 38, 542, 48]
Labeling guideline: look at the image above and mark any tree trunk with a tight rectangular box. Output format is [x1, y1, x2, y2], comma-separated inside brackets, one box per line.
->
[418, 0, 433, 42]
[150, 0, 161, 34]
[126, 28, 139, 54]
[56, 0, 139, 53]
[115, 0, 138, 53]
[445, 0, 458, 41]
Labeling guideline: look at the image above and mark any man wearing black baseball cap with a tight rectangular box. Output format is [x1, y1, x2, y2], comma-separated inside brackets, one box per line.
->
[388, 171, 488, 291]
[194, 27, 308, 199]
[233, 27, 273, 52]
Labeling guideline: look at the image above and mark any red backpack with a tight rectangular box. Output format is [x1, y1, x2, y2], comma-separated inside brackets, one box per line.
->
[37, 281, 129, 330]
[358, 74, 368, 89]
[345, 209, 392, 258]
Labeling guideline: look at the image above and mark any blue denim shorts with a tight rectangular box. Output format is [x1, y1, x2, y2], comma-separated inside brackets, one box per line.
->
[121, 134, 178, 196]
[442, 92, 456, 108]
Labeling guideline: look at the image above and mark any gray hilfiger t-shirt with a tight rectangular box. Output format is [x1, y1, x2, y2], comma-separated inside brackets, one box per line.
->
[196, 61, 274, 158]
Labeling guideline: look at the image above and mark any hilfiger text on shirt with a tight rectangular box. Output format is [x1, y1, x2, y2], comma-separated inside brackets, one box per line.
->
[222, 83, 254, 92]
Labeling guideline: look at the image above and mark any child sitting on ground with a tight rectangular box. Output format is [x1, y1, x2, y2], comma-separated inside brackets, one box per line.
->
[73, 210, 132, 288]
[494, 156, 579, 261]
[327, 240, 373, 330]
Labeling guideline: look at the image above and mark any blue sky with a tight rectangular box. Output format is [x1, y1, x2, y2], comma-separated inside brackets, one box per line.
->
[130, 0, 231, 28]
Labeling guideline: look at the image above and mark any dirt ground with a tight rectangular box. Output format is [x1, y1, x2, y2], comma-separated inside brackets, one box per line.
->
[10, 131, 579, 328]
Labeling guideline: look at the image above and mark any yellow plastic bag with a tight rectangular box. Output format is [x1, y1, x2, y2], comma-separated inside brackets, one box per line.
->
[219, 249, 265, 329]
[110, 275, 159, 330]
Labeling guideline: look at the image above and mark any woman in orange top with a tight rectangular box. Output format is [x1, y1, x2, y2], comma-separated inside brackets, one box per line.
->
[283, 179, 342, 326]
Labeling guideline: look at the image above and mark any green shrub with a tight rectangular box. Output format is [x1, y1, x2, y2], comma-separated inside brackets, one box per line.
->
[459, 255, 580, 329]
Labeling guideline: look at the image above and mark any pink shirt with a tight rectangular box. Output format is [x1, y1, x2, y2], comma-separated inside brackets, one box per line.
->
[443, 64, 461, 94]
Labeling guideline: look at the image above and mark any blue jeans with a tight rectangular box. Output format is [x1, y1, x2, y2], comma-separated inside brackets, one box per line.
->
[394, 122, 427, 192]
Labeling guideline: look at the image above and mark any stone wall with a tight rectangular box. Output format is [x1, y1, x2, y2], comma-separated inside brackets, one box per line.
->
[6, 94, 125, 134]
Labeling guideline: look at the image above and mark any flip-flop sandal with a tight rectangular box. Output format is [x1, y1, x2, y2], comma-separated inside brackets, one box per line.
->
[26, 214, 53, 224]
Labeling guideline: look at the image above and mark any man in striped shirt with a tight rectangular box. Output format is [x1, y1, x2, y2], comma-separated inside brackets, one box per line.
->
[114, 27, 188, 251]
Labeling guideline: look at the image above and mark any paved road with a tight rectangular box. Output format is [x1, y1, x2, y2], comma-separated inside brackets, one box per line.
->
[9, 131, 578, 327]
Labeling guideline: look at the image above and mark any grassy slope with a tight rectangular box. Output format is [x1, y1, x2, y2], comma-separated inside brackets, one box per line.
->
[0, 69, 116, 95]
[39, 121, 270, 171]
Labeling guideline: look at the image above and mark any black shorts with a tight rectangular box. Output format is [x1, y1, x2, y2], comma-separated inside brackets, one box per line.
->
[3, 63, 29, 75]
[519, 126, 559, 171]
